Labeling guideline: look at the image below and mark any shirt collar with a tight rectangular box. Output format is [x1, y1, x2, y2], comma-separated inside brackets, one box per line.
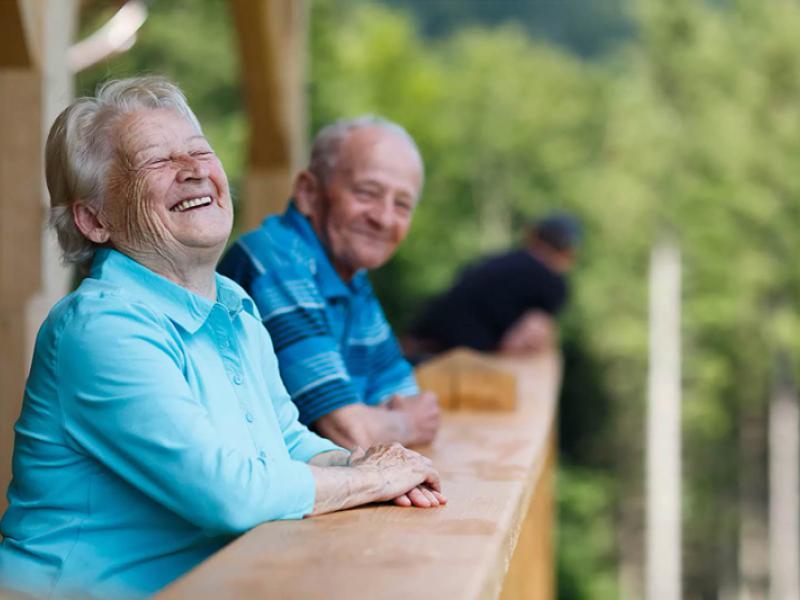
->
[280, 202, 370, 300]
[90, 248, 257, 333]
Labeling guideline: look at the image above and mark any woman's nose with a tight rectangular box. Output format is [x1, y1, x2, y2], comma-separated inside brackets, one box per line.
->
[176, 155, 209, 181]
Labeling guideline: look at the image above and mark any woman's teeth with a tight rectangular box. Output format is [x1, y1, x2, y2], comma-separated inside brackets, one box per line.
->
[172, 196, 212, 212]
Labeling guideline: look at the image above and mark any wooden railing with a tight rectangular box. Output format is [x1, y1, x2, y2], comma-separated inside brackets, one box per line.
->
[158, 349, 561, 600]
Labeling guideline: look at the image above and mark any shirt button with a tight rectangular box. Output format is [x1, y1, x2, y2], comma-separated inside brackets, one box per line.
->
[245, 412, 254, 423]
[220, 338, 230, 348]
[258, 450, 267, 459]
[233, 373, 243, 385]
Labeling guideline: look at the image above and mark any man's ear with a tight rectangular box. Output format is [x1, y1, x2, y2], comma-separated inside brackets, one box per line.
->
[72, 202, 111, 244]
[293, 170, 321, 217]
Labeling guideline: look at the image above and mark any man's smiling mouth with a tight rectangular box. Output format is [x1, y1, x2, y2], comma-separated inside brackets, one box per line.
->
[170, 196, 213, 212]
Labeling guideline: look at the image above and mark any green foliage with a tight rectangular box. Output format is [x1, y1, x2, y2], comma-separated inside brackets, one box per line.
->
[557, 467, 620, 600]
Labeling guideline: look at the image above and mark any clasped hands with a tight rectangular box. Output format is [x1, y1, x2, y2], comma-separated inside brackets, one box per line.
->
[349, 443, 446, 508]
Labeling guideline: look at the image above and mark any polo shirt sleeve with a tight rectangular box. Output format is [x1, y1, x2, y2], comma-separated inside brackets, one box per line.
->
[57, 295, 317, 534]
[257, 325, 346, 461]
[247, 263, 364, 426]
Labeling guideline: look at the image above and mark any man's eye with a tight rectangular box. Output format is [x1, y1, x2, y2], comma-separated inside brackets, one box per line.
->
[355, 187, 379, 199]
[147, 157, 169, 167]
[395, 200, 413, 214]
[191, 150, 214, 158]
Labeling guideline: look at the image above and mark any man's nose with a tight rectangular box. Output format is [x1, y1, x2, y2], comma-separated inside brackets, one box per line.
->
[367, 198, 395, 228]
[176, 154, 209, 181]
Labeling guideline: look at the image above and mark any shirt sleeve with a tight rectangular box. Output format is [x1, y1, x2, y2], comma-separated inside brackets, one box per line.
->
[246, 263, 365, 426]
[257, 322, 346, 461]
[362, 301, 419, 405]
[57, 295, 318, 535]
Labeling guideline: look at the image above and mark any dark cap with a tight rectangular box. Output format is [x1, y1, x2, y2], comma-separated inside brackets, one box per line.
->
[530, 213, 582, 251]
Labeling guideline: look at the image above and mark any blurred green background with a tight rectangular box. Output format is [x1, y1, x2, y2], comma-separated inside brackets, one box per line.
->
[78, 1, 800, 598]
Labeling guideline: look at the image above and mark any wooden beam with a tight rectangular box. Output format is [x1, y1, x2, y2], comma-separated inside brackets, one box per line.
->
[0, 66, 42, 518]
[0, 0, 32, 67]
[157, 352, 561, 599]
[229, 0, 308, 229]
[0, 0, 75, 518]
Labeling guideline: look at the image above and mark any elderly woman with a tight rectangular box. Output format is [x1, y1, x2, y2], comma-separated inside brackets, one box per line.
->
[0, 77, 445, 599]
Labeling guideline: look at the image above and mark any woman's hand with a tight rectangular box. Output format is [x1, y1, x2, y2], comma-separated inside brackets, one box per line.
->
[309, 443, 446, 515]
[349, 444, 447, 508]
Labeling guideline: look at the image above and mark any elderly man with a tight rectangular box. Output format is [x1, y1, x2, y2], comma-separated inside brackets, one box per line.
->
[219, 117, 439, 450]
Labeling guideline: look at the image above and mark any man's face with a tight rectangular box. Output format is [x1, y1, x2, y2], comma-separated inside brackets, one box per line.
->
[101, 108, 233, 265]
[299, 127, 423, 281]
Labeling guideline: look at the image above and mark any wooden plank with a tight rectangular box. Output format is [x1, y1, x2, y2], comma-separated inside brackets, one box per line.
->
[228, 0, 308, 228]
[501, 431, 556, 600]
[158, 352, 560, 600]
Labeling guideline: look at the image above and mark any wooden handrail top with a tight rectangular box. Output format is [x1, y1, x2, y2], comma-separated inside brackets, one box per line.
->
[158, 350, 561, 600]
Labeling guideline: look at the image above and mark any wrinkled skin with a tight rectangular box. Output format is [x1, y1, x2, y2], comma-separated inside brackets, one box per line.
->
[294, 126, 423, 282]
[74, 108, 233, 298]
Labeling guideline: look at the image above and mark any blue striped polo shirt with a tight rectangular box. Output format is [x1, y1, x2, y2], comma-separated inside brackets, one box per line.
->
[218, 202, 418, 426]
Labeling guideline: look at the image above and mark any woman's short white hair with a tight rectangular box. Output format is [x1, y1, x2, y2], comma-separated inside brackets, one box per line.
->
[308, 115, 424, 183]
[46, 76, 202, 266]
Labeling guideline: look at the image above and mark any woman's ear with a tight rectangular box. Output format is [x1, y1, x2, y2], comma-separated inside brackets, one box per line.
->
[72, 202, 110, 244]
[293, 170, 321, 217]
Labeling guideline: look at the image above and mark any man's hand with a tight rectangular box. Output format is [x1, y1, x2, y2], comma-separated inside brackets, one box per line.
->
[499, 310, 556, 354]
[387, 391, 440, 447]
[313, 392, 441, 449]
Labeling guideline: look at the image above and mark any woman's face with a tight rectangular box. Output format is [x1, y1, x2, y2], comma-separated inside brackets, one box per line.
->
[101, 108, 233, 266]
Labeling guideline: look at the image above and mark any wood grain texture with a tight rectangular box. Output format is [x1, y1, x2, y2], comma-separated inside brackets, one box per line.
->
[0, 63, 42, 518]
[416, 348, 518, 412]
[158, 351, 560, 600]
[228, 0, 307, 228]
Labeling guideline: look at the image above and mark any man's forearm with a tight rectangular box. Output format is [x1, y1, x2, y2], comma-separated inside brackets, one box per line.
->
[314, 404, 412, 448]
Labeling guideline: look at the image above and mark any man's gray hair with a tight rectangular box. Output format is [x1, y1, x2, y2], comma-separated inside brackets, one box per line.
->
[308, 115, 423, 182]
[46, 76, 202, 265]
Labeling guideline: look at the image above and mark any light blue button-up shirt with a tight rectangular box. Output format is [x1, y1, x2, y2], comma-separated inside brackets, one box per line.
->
[0, 248, 341, 599]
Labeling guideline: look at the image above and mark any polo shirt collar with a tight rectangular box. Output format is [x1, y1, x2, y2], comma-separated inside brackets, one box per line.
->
[281, 202, 370, 300]
[90, 248, 257, 333]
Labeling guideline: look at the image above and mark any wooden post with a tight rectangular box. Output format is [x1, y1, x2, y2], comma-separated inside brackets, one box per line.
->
[769, 352, 799, 600]
[0, 0, 44, 517]
[228, 0, 308, 229]
[645, 237, 682, 600]
[0, 0, 75, 517]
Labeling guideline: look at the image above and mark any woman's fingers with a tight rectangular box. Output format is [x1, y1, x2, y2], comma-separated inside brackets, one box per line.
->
[406, 487, 429, 507]
[393, 493, 412, 507]
[430, 488, 448, 505]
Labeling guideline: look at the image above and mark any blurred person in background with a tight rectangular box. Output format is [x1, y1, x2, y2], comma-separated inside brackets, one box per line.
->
[219, 117, 439, 450]
[0, 78, 445, 600]
[405, 213, 581, 358]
